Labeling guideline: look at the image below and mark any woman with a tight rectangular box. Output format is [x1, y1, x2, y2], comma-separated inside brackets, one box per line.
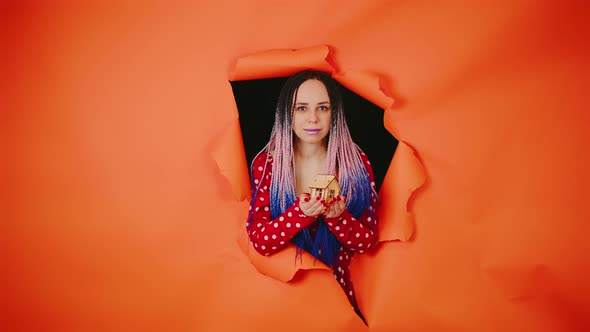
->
[246, 70, 378, 315]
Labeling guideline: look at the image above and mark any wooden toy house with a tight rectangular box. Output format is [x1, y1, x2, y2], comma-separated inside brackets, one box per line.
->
[309, 174, 340, 204]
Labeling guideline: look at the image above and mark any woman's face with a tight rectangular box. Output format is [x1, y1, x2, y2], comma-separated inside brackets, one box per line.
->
[292, 79, 332, 145]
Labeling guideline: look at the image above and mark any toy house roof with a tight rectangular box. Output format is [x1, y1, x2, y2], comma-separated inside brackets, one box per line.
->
[309, 174, 338, 189]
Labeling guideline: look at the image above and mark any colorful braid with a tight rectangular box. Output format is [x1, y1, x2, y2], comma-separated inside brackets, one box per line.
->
[247, 71, 377, 267]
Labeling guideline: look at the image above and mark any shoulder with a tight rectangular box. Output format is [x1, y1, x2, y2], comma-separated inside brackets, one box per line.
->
[251, 151, 274, 180]
[354, 146, 375, 181]
[251, 151, 274, 169]
[355, 146, 372, 168]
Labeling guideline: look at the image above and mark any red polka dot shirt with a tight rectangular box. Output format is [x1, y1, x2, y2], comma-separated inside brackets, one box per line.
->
[247, 151, 378, 309]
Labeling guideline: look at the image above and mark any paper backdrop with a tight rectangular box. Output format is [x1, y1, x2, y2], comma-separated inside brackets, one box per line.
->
[2, 1, 589, 331]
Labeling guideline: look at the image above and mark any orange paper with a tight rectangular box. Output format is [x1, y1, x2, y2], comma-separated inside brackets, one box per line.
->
[230, 45, 335, 81]
[3, 1, 589, 331]
[222, 45, 424, 283]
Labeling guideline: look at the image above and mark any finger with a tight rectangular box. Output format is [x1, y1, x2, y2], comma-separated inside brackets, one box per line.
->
[307, 209, 321, 218]
[302, 201, 314, 213]
[333, 194, 341, 204]
[315, 200, 326, 212]
[310, 198, 323, 210]
[300, 201, 315, 215]
[302, 197, 317, 208]
[302, 195, 320, 209]
[335, 199, 344, 212]
[314, 202, 327, 215]
[325, 198, 335, 207]
[337, 200, 345, 212]
[324, 203, 336, 218]
[300, 193, 311, 203]
[303, 199, 321, 216]
[327, 201, 343, 218]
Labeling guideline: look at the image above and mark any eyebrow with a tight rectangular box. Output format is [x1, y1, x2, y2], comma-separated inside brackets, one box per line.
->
[294, 101, 331, 105]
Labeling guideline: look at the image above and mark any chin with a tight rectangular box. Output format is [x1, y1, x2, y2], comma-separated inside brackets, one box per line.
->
[307, 137, 328, 145]
[294, 131, 329, 145]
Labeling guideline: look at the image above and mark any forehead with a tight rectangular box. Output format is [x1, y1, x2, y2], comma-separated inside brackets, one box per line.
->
[295, 79, 330, 102]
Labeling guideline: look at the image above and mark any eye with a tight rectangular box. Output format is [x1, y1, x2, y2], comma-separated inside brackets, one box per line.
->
[296, 106, 306, 111]
[318, 105, 330, 111]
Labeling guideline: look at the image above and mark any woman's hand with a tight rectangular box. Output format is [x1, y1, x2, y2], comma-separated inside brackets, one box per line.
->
[298, 193, 326, 218]
[323, 195, 346, 219]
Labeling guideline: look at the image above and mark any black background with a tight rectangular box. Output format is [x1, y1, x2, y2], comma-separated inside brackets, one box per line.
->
[230, 77, 398, 193]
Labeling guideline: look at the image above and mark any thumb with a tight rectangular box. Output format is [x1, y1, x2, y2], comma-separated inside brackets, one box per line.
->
[300, 193, 311, 202]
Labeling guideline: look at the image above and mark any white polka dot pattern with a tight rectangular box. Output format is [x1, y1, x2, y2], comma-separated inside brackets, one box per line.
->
[246, 149, 378, 310]
[247, 152, 314, 258]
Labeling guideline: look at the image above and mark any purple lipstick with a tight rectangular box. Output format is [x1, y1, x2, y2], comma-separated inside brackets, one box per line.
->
[304, 129, 321, 134]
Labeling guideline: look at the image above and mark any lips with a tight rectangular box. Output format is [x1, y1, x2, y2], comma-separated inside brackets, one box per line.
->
[303, 129, 321, 134]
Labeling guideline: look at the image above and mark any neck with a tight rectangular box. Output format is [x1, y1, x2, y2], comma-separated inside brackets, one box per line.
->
[294, 140, 327, 160]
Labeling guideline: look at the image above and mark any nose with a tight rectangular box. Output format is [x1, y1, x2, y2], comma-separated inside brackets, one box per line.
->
[308, 109, 319, 122]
